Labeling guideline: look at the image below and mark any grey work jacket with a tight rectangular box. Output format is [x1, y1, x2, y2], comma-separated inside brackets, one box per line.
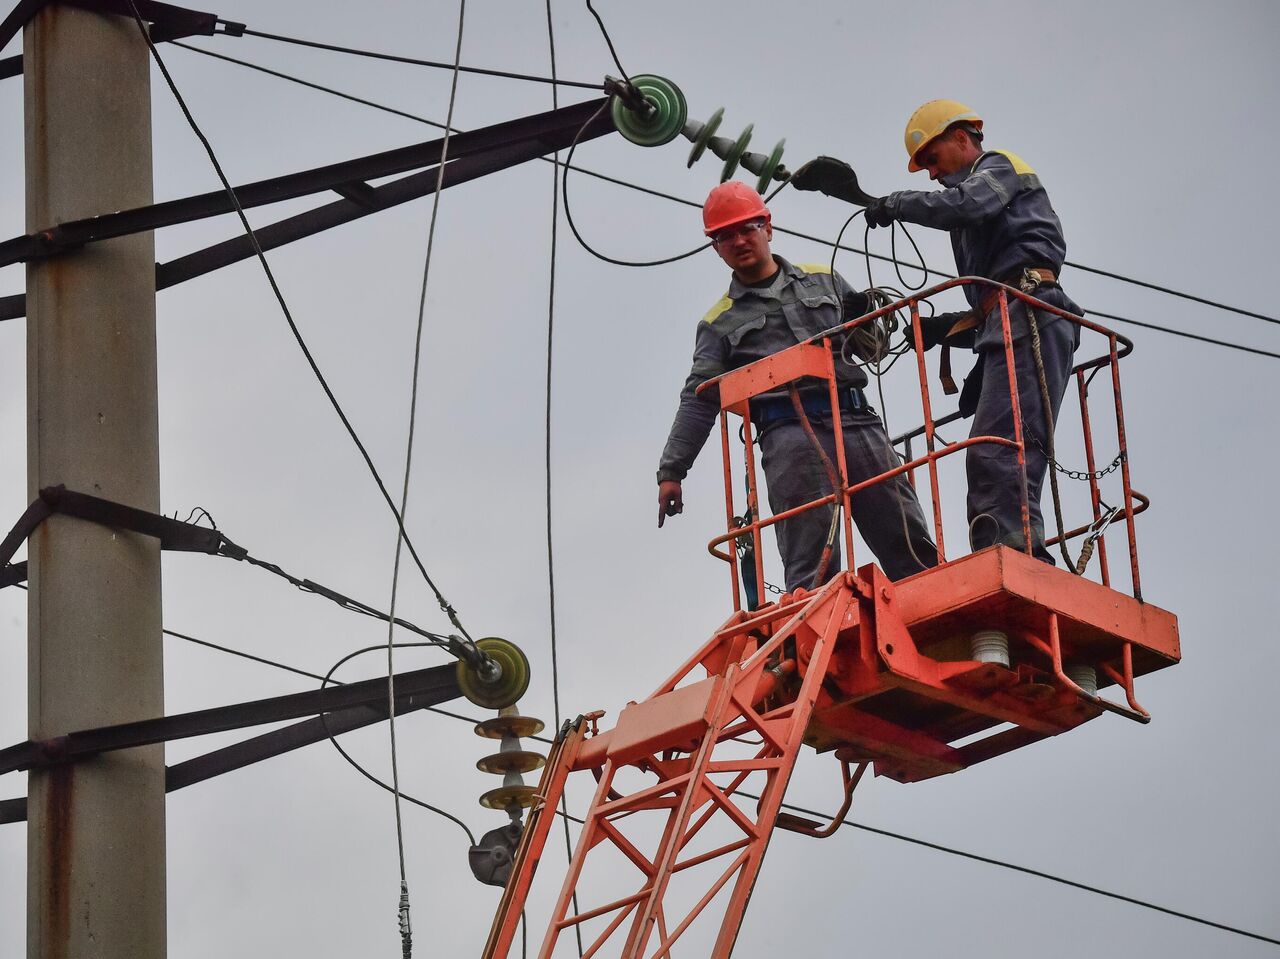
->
[885, 150, 1082, 351]
[657, 256, 868, 484]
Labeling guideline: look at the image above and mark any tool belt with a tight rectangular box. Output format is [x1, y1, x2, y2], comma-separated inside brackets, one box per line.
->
[750, 387, 870, 429]
[939, 268, 1058, 396]
[976, 267, 1057, 318]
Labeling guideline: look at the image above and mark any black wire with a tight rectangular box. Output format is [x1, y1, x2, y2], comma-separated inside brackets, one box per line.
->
[745, 792, 1280, 948]
[1065, 259, 1277, 327]
[583, 0, 631, 82]
[562, 102, 709, 267]
[544, 16, 586, 956]
[170, 41, 453, 132]
[319, 642, 477, 846]
[234, 551, 455, 648]
[164, 625, 555, 743]
[170, 40, 1280, 358]
[126, 7, 476, 642]
[886, 220, 928, 292]
[232, 26, 602, 90]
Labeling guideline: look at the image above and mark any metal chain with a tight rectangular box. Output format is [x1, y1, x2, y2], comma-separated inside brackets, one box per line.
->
[733, 517, 785, 596]
[1026, 432, 1126, 481]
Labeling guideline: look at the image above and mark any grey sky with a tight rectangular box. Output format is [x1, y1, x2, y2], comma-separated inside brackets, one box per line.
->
[2, 0, 1278, 955]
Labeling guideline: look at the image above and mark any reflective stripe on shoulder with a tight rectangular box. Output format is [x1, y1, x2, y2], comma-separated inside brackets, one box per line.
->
[702, 294, 733, 324]
[989, 149, 1035, 176]
[794, 262, 832, 275]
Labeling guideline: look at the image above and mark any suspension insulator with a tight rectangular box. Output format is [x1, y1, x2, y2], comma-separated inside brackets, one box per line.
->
[738, 138, 788, 194]
[720, 124, 754, 182]
[610, 74, 687, 147]
[456, 637, 531, 709]
[479, 783, 540, 812]
[476, 750, 546, 776]
[475, 714, 546, 740]
[682, 107, 724, 168]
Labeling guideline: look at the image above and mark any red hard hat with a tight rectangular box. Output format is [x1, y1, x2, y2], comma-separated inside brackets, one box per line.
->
[702, 181, 770, 236]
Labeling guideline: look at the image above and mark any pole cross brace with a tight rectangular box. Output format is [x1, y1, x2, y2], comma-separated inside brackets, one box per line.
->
[0, 485, 242, 586]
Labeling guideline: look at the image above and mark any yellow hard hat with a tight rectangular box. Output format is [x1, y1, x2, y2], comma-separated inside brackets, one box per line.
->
[904, 99, 983, 172]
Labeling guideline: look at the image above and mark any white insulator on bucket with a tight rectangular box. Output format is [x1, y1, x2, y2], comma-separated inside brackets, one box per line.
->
[1065, 664, 1098, 697]
[970, 629, 1010, 668]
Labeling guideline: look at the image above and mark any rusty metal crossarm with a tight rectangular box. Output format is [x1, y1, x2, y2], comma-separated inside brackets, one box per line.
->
[0, 660, 460, 775]
[0, 97, 610, 268]
[0, 680, 454, 824]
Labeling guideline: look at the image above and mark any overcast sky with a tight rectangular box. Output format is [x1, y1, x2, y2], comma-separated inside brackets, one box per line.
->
[2, 1, 1278, 956]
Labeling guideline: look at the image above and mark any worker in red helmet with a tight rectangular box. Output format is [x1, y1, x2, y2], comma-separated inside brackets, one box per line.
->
[656, 181, 937, 590]
[790, 101, 1082, 564]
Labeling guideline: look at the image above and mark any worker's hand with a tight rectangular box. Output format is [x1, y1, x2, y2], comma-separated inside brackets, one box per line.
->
[790, 157, 876, 206]
[657, 480, 683, 528]
[841, 290, 873, 318]
[791, 156, 856, 193]
[864, 196, 895, 229]
[907, 311, 975, 351]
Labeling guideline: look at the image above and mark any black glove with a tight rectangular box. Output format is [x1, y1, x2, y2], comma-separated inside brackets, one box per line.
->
[840, 290, 872, 318]
[790, 156, 876, 206]
[864, 196, 895, 229]
[907, 311, 976, 351]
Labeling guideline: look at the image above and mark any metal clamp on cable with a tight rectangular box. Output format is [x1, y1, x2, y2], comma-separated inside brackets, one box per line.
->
[603, 75, 655, 118]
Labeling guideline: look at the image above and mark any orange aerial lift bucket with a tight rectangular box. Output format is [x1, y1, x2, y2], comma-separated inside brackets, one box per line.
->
[483, 279, 1180, 959]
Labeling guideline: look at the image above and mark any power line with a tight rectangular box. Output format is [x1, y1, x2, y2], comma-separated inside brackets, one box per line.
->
[128, 10, 478, 645]
[167, 41, 1280, 363]
[380, 4, 468, 952]
[1066, 259, 1277, 327]
[319, 642, 477, 849]
[231, 25, 602, 90]
[751, 793, 1280, 949]
[220, 24, 1278, 328]
[542, 9, 585, 956]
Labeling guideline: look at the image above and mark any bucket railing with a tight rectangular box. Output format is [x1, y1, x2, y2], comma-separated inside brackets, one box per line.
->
[698, 277, 1146, 612]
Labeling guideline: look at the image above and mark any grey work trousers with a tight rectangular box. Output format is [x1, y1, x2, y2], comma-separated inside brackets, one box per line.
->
[966, 314, 1077, 562]
[758, 409, 938, 589]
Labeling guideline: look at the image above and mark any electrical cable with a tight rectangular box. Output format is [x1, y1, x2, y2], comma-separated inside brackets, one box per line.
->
[378, 4, 467, 951]
[168, 40, 1280, 359]
[230, 548, 457, 649]
[562, 101, 709, 267]
[169, 41, 453, 132]
[742, 792, 1280, 948]
[125, 5, 478, 649]
[319, 642, 477, 847]
[1065, 259, 1278, 327]
[583, 0, 631, 83]
[543, 12, 586, 954]
[230, 25, 601, 90]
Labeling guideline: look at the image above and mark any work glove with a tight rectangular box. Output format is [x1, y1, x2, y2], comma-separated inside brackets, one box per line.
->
[864, 196, 896, 229]
[790, 157, 876, 206]
[840, 290, 873, 318]
[907, 311, 976, 351]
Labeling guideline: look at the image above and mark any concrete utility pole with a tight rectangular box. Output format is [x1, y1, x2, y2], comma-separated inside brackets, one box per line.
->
[24, 6, 165, 959]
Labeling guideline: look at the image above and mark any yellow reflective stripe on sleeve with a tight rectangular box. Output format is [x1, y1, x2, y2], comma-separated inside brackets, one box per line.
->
[794, 263, 832, 275]
[990, 149, 1035, 176]
[702, 294, 733, 324]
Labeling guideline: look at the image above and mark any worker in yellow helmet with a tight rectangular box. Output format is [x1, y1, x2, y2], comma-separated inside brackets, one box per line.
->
[791, 100, 1082, 565]
[656, 181, 937, 596]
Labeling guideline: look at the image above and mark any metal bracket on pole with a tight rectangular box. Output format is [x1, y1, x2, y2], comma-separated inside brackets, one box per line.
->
[0, 485, 238, 584]
[0, 0, 240, 81]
